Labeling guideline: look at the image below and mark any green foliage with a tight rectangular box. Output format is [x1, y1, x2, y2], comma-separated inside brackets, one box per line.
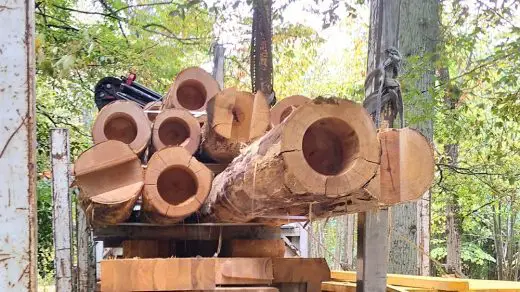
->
[37, 179, 54, 281]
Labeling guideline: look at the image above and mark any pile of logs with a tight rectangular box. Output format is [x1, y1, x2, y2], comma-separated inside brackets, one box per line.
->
[74, 66, 435, 226]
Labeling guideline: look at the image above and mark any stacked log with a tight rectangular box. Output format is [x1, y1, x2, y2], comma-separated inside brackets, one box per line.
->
[73, 66, 436, 226]
[201, 98, 381, 223]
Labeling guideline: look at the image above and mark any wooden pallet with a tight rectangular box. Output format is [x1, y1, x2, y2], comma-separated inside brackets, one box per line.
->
[100, 257, 330, 292]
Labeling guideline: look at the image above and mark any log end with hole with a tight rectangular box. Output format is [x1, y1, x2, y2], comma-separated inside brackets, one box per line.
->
[143, 101, 162, 122]
[74, 140, 143, 226]
[142, 147, 213, 224]
[208, 88, 270, 142]
[270, 95, 310, 127]
[164, 67, 220, 111]
[281, 97, 380, 197]
[202, 98, 380, 223]
[152, 108, 201, 155]
[365, 127, 435, 204]
[92, 101, 151, 154]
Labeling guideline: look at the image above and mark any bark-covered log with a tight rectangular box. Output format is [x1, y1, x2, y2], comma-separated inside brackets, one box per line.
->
[163, 67, 220, 111]
[74, 140, 143, 226]
[200, 88, 270, 163]
[142, 147, 213, 224]
[92, 101, 151, 154]
[201, 98, 380, 223]
[152, 108, 201, 155]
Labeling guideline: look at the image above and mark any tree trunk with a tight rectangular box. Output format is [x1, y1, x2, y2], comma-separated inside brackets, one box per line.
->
[201, 98, 380, 224]
[441, 67, 463, 276]
[388, 0, 440, 276]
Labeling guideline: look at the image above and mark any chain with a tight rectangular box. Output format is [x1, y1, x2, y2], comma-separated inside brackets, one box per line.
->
[363, 47, 404, 128]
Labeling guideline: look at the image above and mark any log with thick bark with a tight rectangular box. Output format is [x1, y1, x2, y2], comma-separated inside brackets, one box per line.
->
[163, 67, 220, 111]
[201, 98, 380, 223]
[270, 95, 310, 127]
[142, 147, 213, 224]
[74, 140, 143, 226]
[92, 101, 151, 154]
[200, 88, 270, 162]
[152, 108, 201, 155]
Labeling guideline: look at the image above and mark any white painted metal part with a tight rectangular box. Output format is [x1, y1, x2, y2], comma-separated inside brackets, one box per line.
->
[51, 129, 73, 292]
[0, 0, 38, 290]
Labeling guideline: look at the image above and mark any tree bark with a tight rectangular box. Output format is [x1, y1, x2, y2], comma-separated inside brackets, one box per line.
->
[201, 98, 380, 223]
[387, 0, 440, 276]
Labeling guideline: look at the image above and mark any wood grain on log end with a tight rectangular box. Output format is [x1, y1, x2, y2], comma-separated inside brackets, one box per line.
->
[270, 95, 310, 127]
[74, 140, 143, 226]
[163, 67, 220, 111]
[281, 98, 380, 197]
[92, 100, 151, 154]
[142, 147, 213, 224]
[152, 108, 201, 155]
[208, 88, 270, 142]
[365, 128, 435, 205]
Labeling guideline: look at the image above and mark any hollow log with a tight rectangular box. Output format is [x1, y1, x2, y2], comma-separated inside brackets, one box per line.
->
[163, 67, 220, 111]
[201, 98, 380, 223]
[142, 147, 213, 224]
[92, 100, 151, 154]
[74, 140, 143, 226]
[143, 101, 162, 122]
[270, 95, 310, 127]
[152, 108, 201, 155]
[200, 122, 242, 163]
[259, 128, 436, 222]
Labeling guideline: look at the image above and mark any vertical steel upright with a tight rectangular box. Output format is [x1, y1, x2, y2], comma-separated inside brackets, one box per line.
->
[0, 0, 38, 290]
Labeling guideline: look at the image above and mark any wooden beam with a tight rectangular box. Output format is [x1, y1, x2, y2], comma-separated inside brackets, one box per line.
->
[332, 271, 470, 291]
[51, 129, 73, 292]
[0, 0, 38, 289]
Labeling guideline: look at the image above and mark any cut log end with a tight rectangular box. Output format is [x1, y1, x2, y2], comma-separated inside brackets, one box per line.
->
[92, 101, 151, 154]
[209, 88, 270, 142]
[143, 147, 213, 224]
[270, 95, 310, 127]
[74, 140, 143, 226]
[281, 99, 380, 196]
[164, 67, 220, 111]
[152, 109, 201, 155]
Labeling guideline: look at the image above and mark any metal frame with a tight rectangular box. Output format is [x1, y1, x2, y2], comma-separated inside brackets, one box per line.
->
[0, 0, 38, 290]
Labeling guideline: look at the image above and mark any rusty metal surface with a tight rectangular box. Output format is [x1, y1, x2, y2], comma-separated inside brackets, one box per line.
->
[0, 0, 37, 290]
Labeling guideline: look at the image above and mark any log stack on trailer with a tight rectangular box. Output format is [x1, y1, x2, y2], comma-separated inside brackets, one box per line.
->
[72, 66, 435, 291]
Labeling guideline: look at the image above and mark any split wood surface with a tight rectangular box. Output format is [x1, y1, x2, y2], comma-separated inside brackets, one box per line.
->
[76, 66, 435, 226]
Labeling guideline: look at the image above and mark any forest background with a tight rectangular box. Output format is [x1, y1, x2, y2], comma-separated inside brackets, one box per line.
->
[34, 0, 520, 283]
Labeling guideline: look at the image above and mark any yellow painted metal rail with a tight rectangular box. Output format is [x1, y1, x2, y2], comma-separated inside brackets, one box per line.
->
[323, 271, 520, 292]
